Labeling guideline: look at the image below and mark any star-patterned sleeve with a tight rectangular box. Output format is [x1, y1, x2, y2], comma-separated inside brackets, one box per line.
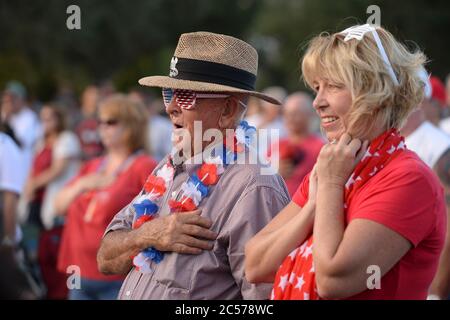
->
[225, 184, 290, 299]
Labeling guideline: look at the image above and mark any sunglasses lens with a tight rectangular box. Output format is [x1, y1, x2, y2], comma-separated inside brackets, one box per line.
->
[162, 88, 173, 107]
[174, 90, 196, 110]
[99, 119, 119, 126]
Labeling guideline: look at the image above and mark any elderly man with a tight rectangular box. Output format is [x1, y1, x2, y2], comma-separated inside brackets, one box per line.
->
[97, 32, 290, 300]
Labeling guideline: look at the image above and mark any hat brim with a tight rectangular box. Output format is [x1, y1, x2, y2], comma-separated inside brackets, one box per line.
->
[138, 76, 281, 105]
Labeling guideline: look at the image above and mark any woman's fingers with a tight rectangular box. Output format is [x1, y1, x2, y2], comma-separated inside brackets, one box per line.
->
[335, 132, 364, 157]
[310, 164, 318, 185]
[348, 138, 362, 156]
[338, 132, 352, 146]
[317, 133, 370, 186]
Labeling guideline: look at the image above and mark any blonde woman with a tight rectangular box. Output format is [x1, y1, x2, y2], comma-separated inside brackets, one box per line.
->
[245, 24, 447, 300]
[55, 94, 157, 300]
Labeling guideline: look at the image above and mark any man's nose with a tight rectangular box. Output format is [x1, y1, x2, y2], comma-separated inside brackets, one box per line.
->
[165, 96, 181, 116]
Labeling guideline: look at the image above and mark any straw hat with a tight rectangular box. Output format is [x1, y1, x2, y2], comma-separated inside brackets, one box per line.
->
[138, 31, 281, 105]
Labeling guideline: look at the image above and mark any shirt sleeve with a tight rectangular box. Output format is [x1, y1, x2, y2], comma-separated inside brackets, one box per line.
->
[53, 132, 81, 160]
[103, 192, 142, 237]
[226, 183, 290, 299]
[351, 165, 440, 247]
[291, 172, 311, 208]
[16, 110, 42, 150]
[103, 157, 159, 237]
[0, 136, 25, 193]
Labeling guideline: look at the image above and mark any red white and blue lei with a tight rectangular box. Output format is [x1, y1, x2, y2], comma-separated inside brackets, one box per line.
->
[132, 120, 256, 273]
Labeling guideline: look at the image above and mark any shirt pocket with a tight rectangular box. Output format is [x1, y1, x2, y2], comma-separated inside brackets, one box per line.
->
[156, 282, 190, 300]
[152, 252, 196, 291]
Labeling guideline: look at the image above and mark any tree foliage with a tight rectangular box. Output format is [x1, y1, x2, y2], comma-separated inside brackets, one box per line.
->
[0, 0, 448, 100]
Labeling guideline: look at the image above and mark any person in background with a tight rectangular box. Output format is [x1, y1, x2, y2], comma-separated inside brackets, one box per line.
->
[420, 76, 446, 127]
[15, 104, 81, 299]
[268, 92, 324, 196]
[128, 88, 172, 161]
[0, 125, 36, 299]
[402, 75, 450, 300]
[258, 86, 288, 133]
[0, 121, 21, 148]
[22, 104, 81, 230]
[438, 73, 450, 119]
[257, 86, 288, 157]
[438, 76, 450, 134]
[75, 85, 104, 161]
[97, 79, 116, 101]
[54, 84, 82, 130]
[244, 96, 264, 128]
[446, 73, 450, 108]
[0, 127, 25, 249]
[55, 94, 157, 300]
[1, 81, 41, 177]
[403, 75, 450, 169]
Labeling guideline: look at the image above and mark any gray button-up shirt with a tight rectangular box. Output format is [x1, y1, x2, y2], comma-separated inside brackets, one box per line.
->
[104, 152, 290, 300]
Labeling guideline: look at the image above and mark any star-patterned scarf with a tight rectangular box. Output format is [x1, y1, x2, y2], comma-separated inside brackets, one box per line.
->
[271, 128, 406, 300]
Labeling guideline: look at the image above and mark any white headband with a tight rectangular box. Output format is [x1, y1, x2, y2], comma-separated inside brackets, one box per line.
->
[339, 24, 400, 86]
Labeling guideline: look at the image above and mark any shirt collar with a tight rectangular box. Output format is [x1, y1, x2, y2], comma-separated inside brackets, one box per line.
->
[170, 140, 226, 176]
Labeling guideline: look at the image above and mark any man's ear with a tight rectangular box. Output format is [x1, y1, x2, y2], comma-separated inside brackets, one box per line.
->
[218, 97, 239, 129]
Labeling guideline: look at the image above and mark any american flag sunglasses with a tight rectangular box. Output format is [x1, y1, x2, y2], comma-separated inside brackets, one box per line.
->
[162, 88, 230, 110]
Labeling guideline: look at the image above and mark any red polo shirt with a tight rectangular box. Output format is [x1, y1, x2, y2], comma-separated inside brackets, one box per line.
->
[57, 154, 156, 281]
[292, 150, 447, 299]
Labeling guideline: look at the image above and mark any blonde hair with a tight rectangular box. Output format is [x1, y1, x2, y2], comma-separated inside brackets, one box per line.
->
[98, 94, 148, 152]
[301, 25, 427, 138]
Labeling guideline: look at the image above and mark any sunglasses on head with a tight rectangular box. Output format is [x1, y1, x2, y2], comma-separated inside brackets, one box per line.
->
[162, 88, 232, 110]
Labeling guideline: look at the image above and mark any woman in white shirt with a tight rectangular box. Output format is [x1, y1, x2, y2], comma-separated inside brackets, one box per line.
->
[23, 103, 81, 230]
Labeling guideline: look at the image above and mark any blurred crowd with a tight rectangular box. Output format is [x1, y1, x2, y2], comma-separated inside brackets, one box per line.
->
[0, 72, 449, 299]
